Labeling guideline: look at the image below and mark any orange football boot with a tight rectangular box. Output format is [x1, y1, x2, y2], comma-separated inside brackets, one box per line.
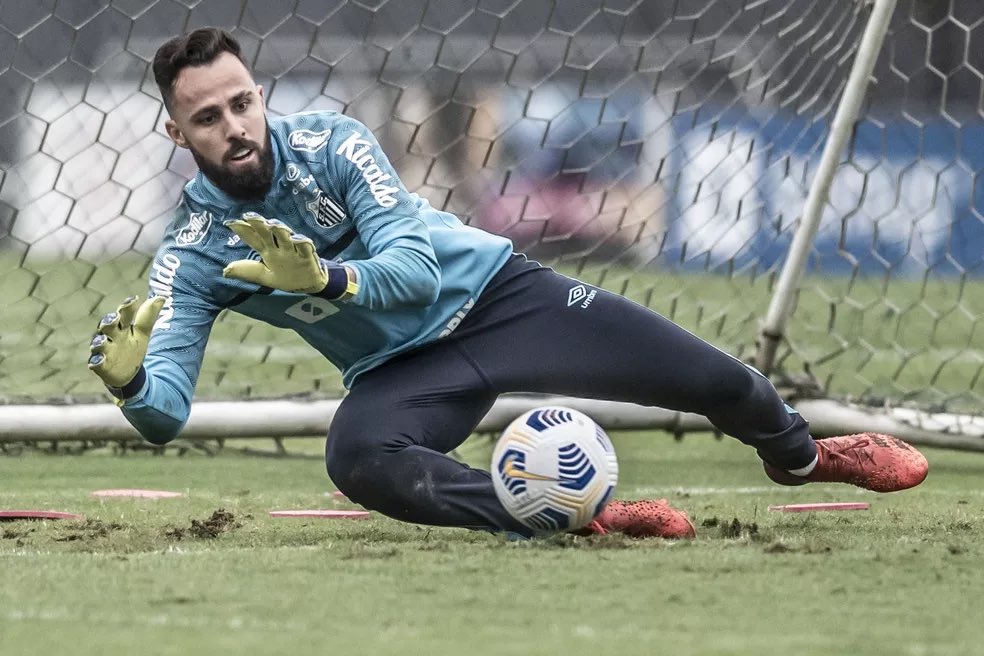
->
[763, 433, 928, 492]
[582, 499, 696, 539]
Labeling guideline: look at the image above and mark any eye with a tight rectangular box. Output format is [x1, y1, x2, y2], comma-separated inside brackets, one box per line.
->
[235, 99, 250, 112]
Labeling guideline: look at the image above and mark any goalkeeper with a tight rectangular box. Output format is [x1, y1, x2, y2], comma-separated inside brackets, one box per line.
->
[88, 28, 928, 540]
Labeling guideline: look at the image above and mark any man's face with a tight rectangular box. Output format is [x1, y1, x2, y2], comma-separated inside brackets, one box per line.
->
[164, 52, 273, 201]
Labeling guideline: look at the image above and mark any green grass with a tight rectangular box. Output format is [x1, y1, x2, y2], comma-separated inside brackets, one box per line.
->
[3, 252, 983, 653]
[3, 255, 983, 409]
[1, 434, 982, 656]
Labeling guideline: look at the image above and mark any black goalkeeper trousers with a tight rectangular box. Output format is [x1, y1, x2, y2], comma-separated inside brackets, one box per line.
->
[325, 254, 816, 536]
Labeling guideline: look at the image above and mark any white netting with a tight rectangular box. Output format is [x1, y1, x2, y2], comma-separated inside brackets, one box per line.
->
[0, 0, 981, 420]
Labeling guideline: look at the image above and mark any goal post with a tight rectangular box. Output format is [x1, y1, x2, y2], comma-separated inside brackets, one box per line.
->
[1, 0, 983, 449]
[755, 0, 898, 376]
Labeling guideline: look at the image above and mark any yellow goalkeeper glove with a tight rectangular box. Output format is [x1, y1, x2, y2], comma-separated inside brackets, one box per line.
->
[88, 295, 166, 390]
[223, 213, 358, 300]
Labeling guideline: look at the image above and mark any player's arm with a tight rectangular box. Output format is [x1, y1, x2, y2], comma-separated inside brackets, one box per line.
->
[223, 118, 441, 309]
[326, 117, 441, 310]
[88, 246, 220, 445]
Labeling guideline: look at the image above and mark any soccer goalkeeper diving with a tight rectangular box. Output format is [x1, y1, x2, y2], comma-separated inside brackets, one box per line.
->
[88, 27, 928, 540]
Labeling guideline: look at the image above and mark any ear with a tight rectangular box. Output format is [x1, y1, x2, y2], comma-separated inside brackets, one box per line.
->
[164, 118, 188, 148]
[257, 84, 265, 102]
[165, 119, 189, 149]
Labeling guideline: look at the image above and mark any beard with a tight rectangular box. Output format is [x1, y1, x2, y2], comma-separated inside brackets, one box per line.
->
[191, 126, 274, 201]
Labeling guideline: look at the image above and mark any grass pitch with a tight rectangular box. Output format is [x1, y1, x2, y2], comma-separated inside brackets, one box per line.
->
[1, 433, 982, 656]
[5, 253, 984, 409]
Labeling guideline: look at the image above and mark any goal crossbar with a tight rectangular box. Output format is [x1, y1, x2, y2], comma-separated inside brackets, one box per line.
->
[1, 397, 981, 451]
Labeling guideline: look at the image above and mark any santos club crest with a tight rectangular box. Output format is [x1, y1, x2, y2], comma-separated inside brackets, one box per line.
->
[305, 194, 346, 228]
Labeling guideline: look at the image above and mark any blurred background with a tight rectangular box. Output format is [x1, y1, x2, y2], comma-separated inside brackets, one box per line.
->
[0, 0, 982, 417]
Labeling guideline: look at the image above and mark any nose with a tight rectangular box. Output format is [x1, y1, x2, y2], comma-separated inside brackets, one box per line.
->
[224, 111, 248, 141]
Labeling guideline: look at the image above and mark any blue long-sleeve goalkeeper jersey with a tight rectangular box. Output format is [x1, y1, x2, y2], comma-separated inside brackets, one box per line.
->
[118, 111, 513, 443]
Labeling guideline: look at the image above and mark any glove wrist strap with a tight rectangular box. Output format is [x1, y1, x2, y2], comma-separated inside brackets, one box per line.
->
[106, 365, 147, 401]
[317, 262, 359, 301]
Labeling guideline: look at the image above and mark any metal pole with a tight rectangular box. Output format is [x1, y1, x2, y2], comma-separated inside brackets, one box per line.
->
[0, 397, 713, 442]
[1, 396, 980, 450]
[755, 0, 899, 375]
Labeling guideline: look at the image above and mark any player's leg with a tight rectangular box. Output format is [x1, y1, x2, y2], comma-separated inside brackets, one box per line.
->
[324, 339, 533, 537]
[326, 355, 693, 538]
[452, 258, 815, 470]
[451, 257, 926, 491]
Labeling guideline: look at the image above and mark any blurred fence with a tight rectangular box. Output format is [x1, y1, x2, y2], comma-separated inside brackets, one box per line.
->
[0, 1, 982, 423]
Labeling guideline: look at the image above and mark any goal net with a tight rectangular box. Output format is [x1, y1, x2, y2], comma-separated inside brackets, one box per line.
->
[1, 0, 982, 447]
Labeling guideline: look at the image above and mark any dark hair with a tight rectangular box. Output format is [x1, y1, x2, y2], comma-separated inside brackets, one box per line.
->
[153, 28, 249, 111]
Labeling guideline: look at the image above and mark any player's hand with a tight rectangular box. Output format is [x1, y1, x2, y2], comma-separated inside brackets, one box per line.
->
[88, 295, 166, 388]
[222, 212, 329, 294]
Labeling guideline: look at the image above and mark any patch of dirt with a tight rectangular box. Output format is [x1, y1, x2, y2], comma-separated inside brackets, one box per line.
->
[1, 527, 35, 540]
[720, 517, 759, 540]
[54, 519, 126, 543]
[164, 509, 241, 540]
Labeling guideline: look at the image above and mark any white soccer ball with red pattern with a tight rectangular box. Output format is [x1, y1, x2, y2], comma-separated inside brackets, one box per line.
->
[491, 407, 618, 533]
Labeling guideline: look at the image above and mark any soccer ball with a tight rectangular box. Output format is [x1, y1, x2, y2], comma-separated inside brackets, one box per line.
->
[491, 406, 618, 534]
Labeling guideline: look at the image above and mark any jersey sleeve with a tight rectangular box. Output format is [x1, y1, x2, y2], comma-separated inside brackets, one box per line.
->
[326, 117, 441, 309]
[117, 221, 223, 444]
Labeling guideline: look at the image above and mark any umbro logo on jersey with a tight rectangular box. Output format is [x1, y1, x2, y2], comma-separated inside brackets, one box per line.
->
[284, 297, 340, 324]
[567, 284, 597, 309]
[288, 129, 332, 153]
